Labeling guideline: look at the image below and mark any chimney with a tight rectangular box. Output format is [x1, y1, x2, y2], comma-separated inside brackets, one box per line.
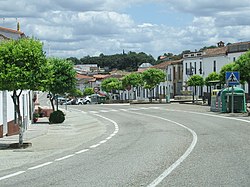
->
[217, 41, 225, 47]
[17, 21, 20, 31]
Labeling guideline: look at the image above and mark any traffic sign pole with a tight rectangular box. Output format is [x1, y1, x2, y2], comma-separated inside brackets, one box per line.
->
[231, 86, 234, 113]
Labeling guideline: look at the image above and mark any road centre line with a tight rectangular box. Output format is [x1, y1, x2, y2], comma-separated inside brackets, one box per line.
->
[99, 140, 108, 144]
[28, 162, 53, 170]
[89, 144, 101, 148]
[75, 149, 89, 154]
[125, 111, 197, 187]
[55, 154, 75, 161]
[0, 171, 26, 181]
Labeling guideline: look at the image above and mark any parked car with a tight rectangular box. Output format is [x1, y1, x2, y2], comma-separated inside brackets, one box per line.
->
[76, 98, 84, 105]
[62, 99, 74, 105]
[83, 96, 91, 104]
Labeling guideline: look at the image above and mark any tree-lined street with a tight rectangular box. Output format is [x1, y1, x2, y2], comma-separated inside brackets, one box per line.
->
[1, 103, 249, 186]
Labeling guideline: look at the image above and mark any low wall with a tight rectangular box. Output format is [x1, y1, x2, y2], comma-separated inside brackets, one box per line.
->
[7, 120, 19, 136]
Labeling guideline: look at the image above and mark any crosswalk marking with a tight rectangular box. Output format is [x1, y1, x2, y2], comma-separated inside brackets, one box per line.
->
[85, 107, 160, 114]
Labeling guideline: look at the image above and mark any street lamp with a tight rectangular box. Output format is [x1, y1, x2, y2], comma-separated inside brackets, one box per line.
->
[166, 66, 170, 103]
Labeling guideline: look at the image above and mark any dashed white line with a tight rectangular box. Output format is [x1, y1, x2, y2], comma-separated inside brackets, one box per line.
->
[90, 144, 101, 148]
[99, 140, 108, 144]
[89, 111, 99, 114]
[0, 111, 120, 182]
[75, 149, 89, 154]
[28, 162, 53, 170]
[99, 110, 109, 113]
[0, 171, 26, 181]
[55, 154, 75, 161]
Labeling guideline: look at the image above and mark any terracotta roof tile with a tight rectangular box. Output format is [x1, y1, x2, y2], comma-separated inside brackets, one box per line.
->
[203, 47, 227, 57]
[0, 26, 24, 35]
[152, 59, 183, 70]
[93, 74, 110, 79]
[76, 74, 92, 79]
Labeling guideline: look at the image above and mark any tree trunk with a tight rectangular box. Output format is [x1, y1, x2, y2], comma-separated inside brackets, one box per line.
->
[50, 97, 55, 111]
[149, 89, 153, 103]
[11, 90, 23, 147]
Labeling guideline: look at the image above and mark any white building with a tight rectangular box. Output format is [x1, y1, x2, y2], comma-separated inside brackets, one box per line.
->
[183, 41, 250, 99]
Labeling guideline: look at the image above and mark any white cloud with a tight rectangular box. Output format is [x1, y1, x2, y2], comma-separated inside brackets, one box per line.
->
[0, 0, 249, 58]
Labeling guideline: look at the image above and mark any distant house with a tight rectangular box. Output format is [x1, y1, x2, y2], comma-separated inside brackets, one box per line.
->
[76, 74, 93, 91]
[0, 25, 25, 41]
[137, 63, 152, 72]
[152, 59, 183, 98]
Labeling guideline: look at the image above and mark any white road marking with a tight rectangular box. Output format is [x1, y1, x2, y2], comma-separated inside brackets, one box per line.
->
[140, 107, 149, 110]
[55, 154, 75, 161]
[99, 140, 108, 144]
[89, 144, 100, 148]
[75, 149, 89, 154]
[0, 171, 26, 181]
[106, 137, 112, 140]
[126, 111, 197, 187]
[109, 109, 118, 112]
[163, 109, 250, 124]
[120, 109, 128, 111]
[28, 162, 53, 170]
[89, 111, 99, 114]
[99, 110, 109, 113]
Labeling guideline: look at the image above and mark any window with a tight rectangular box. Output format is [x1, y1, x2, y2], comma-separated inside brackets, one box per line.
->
[213, 60, 216, 72]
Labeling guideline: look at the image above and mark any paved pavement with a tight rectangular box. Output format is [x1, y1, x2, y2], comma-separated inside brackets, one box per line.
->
[0, 108, 106, 172]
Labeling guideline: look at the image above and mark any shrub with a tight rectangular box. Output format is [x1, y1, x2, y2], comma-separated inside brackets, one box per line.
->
[49, 110, 65, 124]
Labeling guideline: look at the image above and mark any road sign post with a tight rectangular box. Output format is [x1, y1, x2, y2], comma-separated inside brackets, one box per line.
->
[225, 72, 240, 113]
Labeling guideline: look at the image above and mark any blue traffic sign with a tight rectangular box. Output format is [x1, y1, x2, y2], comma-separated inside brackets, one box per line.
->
[226, 71, 240, 86]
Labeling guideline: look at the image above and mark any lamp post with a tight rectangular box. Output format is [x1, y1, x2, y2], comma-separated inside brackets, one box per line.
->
[166, 66, 170, 103]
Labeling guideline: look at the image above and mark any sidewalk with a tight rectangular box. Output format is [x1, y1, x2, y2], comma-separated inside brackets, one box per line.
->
[0, 109, 106, 171]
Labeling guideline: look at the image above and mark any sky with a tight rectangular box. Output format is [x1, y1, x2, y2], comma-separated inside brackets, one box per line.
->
[0, 0, 250, 59]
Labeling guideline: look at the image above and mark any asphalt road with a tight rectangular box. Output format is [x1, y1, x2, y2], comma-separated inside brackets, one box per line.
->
[1, 103, 250, 186]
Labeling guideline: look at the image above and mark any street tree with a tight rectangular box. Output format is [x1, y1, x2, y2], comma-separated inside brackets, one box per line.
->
[234, 50, 250, 85]
[46, 58, 76, 111]
[0, 38, 47, 146]
[83, 87, 94, 96]
[101, 77, 122, 101]
[122, 72, 142, 100]
[141, 68, 166, 102]
[219, 63, 237, 84]
[187, 74, 204, 102]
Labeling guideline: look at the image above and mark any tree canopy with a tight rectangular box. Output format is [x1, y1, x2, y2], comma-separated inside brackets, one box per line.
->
[122, 72, 143, 90]
[205, 72, 220, 86]
[234, 50, 250, 83]
[141, 68, 166, 90]
[67, 52, 156, 72]
[0, 38, 47, 91]
[46, 57, 76, 110]
[219, 63, 237, 84]
[187, 75, 204, 87]
[101, 77, 122, 93]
